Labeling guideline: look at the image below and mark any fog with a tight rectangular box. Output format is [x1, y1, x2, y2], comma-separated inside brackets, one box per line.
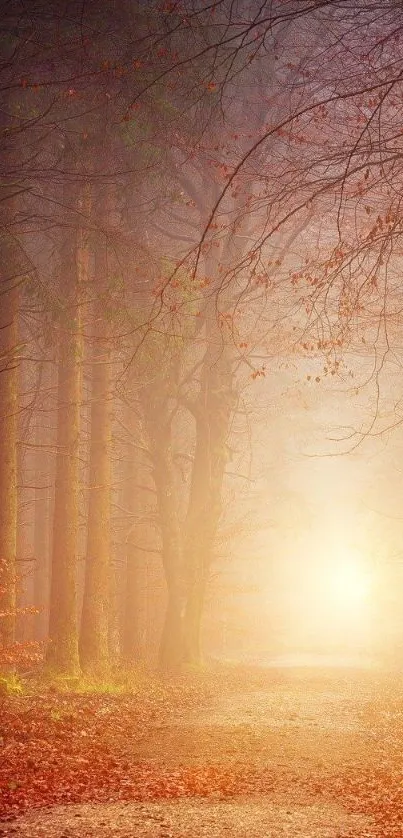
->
[2, 0, 403, 677]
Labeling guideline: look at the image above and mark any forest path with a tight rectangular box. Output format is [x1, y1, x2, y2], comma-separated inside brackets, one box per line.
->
[1, 664, 402, 837]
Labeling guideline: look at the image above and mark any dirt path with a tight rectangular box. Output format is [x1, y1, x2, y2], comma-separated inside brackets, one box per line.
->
[0, 797, 372, 838]
[2, 665, 402, 837]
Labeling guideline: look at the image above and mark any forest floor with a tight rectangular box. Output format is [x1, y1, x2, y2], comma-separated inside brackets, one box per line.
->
[1, 662, 403, 837]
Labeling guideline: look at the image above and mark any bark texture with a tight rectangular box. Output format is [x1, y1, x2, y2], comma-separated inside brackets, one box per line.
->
[33, 362, 53, 641]
[47, 181, 89, 676]
[142, 380, 185, 672]
[121, 409, 143, 663]
[79, 183, 113, 674]
[79, 305, 112, 673]
[184, 312, 235, 665]
[0, 237, 18, 652]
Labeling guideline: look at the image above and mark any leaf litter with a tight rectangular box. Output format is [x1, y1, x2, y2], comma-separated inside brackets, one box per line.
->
[0, 665, 402, 836]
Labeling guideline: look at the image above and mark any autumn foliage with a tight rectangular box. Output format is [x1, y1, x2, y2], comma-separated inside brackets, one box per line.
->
[1, 668, 403, 838]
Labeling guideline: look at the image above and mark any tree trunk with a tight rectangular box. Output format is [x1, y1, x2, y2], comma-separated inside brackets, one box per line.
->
[79, 180, 113, 674]
[0, 252, 18, 654]
[33, 470, 50, 642]
[108, 558, 120, 665]
[183, 315, 234, 665]
[121, 430, 142, 664]
[47, 317, 82, 674]
[46, 182, 89, 677]
[79, 306, 112, 674]
[15, 426, 27, 643]
[155, 442, 184, 671]
[183, 560, 208, 666]
[123, 534, 142, 662]
[143, 388, 185, 672]
[33, 362, 53, 642]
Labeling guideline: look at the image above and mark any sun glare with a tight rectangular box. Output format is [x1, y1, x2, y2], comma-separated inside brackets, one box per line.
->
[285, 536, 375, 652]
[326, 556, 371, 609]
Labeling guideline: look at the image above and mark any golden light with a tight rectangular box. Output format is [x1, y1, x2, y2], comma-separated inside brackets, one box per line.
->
[283, 538, 375, 653]
[324, 552, 372, 610]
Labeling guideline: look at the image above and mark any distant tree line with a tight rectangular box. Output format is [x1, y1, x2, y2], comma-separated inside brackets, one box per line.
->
[1, 0, 403, 677]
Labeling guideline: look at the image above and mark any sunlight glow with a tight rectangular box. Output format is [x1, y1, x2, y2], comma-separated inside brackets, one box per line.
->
[281, 537, 375, 653]
[325, 554, 371, 609]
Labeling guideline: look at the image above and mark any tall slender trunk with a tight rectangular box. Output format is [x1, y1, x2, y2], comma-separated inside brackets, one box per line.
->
[154, 443, 184, 671]
[122, 491, 142, 662]
[142, 389, 184, 672]
[46, 181, 89, 676]
[15, 422, 27, 643]
[33, 363, 53, 642]
[33, 466, 50, 642]
[108, 556, 120, 664]
[0, 255, 18, 653]
[183, 314, 235, 665]
[79, 297, 112, 674]
[121, 409, 142, 663]
[183, 413, 211, 665]
[47, 304, 82, 675]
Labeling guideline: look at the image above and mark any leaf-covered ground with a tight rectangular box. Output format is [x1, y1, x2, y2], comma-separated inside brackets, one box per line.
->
[1, 664, 403, 836]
